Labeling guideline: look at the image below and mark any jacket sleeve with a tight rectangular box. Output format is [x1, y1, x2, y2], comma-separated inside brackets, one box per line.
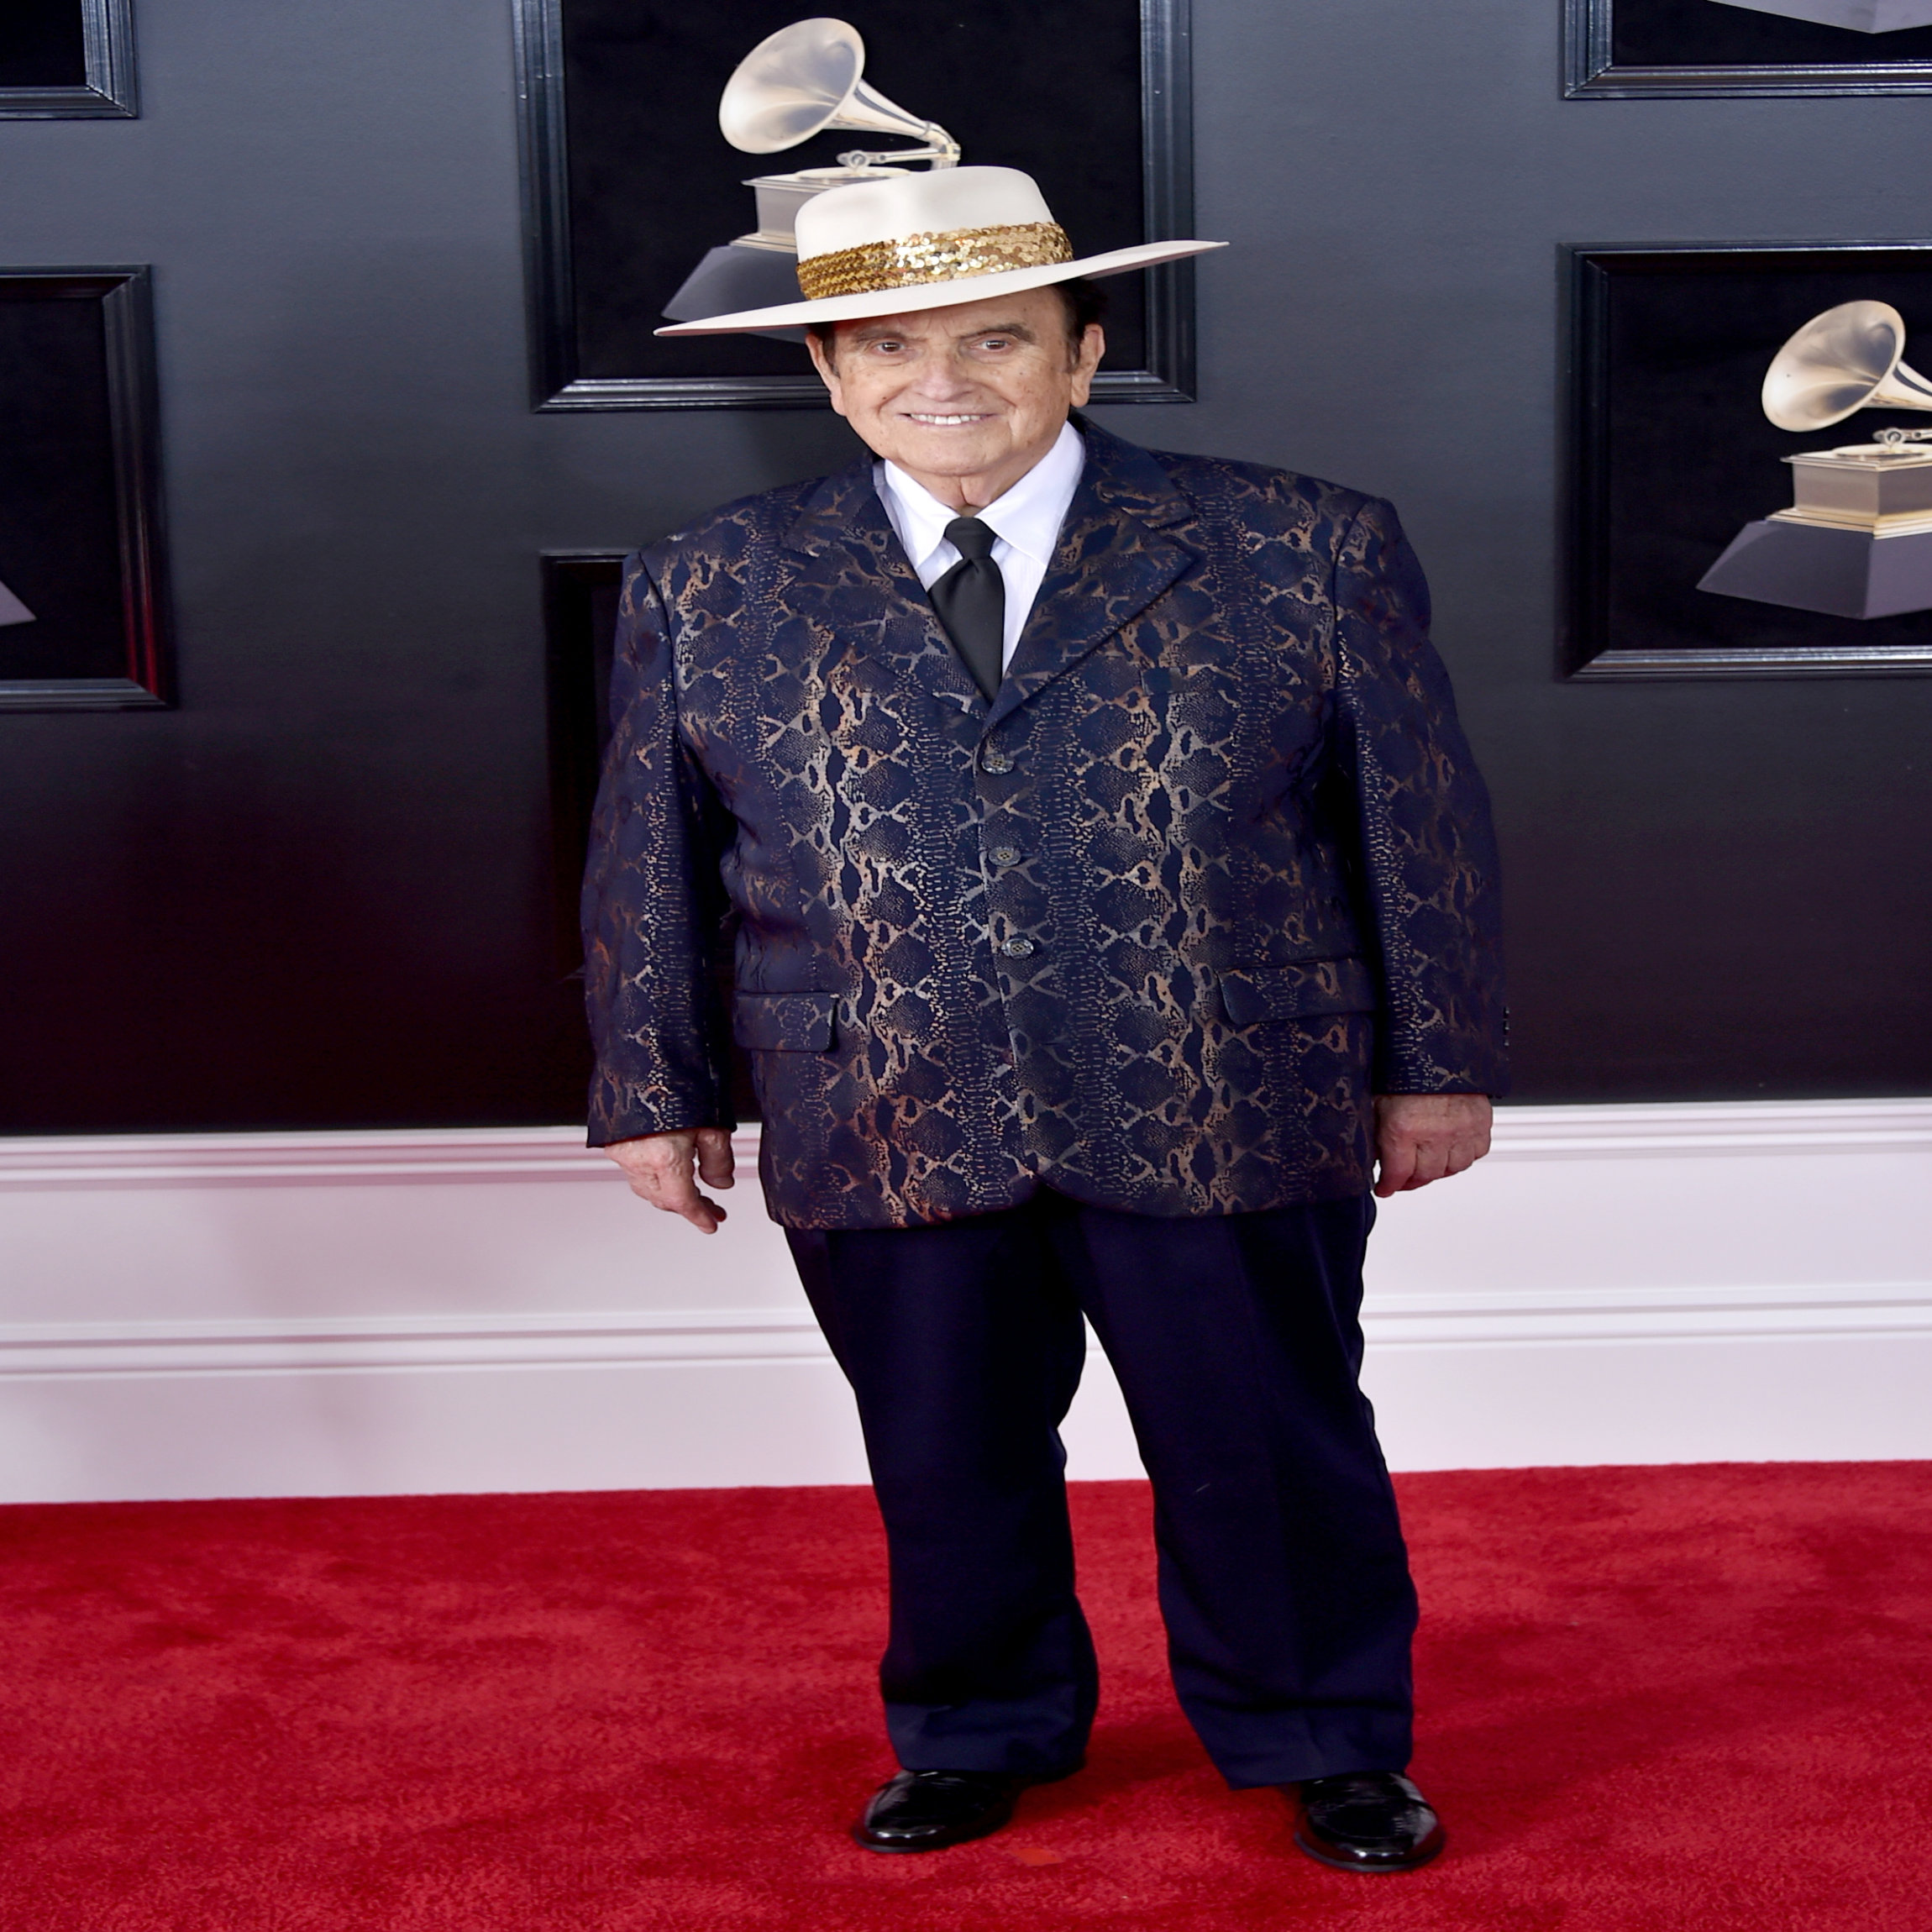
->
[580, 549, 738, 1144]
[1331, 496, 1509, 1095]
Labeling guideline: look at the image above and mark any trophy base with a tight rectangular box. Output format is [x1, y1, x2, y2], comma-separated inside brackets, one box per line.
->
[1696, 519, 1932, 620]
[661, 244, 807, 342]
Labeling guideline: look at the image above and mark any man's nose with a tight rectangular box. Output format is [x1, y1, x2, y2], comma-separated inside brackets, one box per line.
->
[911, 355, 979, 402]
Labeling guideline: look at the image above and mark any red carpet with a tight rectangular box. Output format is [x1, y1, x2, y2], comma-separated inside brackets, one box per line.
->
[0, 1464, 1926, 1929]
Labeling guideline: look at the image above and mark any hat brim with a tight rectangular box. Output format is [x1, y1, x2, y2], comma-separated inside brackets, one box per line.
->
[653, 239, 1227, 336]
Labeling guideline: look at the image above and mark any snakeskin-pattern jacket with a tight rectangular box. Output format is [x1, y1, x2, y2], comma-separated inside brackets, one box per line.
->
[584, 423, 1505, 1230]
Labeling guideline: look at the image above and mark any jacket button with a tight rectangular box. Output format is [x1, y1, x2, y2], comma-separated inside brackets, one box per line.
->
[988, 846, 1020, 867]
[980, 750, 1014, 774]
[1000, 937, 1036, 959]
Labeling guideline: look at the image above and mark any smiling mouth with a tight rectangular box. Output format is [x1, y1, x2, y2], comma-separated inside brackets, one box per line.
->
[902, 412, 992, 426]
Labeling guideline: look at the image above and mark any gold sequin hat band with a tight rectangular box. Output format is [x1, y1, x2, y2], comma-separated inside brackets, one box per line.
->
[795, 221, 1074, 301]
[657, 165, 1225, 337]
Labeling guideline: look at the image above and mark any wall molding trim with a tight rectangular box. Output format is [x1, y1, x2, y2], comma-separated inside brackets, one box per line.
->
[0, 1310, 827, 1379]
[5, 1097, 1927, 1192]
[0, 1099, 1926, 1497]
[0, 1126, 627, 1189]
[0, 1278, 1926, 1383]
[1476, 1098, 1932, 1158]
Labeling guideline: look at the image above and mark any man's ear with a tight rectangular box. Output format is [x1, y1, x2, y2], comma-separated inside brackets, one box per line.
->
[1068, 323, 1105, 408]
[806, 331, 848, 417]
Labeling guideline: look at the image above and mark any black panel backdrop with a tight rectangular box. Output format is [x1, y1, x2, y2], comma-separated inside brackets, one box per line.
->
[0, 0, 1927, 1134]
[0, 291, 123, 681]
[0, 1, 87, 91]
[1611, 0, 1932, 66]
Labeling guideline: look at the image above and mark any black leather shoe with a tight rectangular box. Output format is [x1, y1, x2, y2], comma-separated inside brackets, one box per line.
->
[1291, 1772, 1445, 1872]
[853, 1769, 1048, 1853]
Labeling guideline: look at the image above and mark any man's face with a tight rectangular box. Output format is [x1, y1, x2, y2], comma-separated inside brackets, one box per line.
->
[806, 287, 1105, 510]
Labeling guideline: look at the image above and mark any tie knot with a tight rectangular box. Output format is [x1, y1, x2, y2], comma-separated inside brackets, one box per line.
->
[944, 517, 998, 564]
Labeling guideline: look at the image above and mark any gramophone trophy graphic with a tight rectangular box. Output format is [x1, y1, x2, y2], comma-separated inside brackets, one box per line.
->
[662, 18, 961, 338]
[1697, 301, 1932, 620]
[1713, 0, 1932, 27]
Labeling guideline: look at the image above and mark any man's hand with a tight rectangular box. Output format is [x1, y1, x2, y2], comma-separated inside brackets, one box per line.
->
[1373, 1095, 1493, 1200]
[602, 1128, 736, 1234]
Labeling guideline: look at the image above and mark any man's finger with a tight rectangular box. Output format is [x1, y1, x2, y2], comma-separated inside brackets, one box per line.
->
[602, 1135, 728, 1234]
[693, 1128, 736, 1190]
[643, 1171, 727, 1234]
[1378, 1129, 1456, 1194]
[638, 1153, 727, 1234]
[670, 1193, 727, 1233]
[1373, 1137, 1417, 1199]
[1399, 1135, 1450, 1191]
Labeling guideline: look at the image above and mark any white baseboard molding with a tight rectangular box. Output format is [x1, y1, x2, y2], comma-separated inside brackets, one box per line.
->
[0, 1100, 1927, 1500]
[2, 1277, 1926, 1379]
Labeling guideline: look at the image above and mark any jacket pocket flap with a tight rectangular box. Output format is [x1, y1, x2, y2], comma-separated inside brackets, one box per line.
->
[732, 991, 837, 1052]
[1219, 958, 1376, 1026]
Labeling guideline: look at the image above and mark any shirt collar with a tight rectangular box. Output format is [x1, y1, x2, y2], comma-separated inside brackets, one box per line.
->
[876, 421, 1086, 572]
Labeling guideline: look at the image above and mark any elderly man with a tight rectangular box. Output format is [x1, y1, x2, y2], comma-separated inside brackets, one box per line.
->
[584, 166, 1504, 1873]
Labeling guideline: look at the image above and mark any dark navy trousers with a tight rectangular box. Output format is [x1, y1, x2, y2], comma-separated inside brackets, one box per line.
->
[785, 1189, 1417, 1789]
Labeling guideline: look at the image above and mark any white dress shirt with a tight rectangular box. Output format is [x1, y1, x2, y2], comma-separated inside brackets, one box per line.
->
[874, 421, 1086, 669]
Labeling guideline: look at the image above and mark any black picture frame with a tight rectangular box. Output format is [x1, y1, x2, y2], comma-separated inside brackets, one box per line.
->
[513, 0, 1199, 410]
[1566, 0, 1932, 97]
[0, 267, 171, 711]
[0, 0, 137, 118]
[1563, 242, 1932, 681]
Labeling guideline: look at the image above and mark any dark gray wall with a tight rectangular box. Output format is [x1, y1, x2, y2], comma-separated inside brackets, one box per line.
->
[2, 0, 1928, 1131]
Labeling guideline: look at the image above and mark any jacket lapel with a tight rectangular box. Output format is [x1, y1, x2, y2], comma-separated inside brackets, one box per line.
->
[776, 426, 1201, 733]
[985, 424, 1200, 733]
[781, 459, 984, 720]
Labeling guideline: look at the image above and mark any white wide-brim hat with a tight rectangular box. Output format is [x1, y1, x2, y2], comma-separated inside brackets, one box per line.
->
[655, 165, 1226, 336]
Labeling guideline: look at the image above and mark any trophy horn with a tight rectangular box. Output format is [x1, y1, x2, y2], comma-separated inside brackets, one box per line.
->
[718, 18, 959, 169]
[1761, 299, 1932, 433]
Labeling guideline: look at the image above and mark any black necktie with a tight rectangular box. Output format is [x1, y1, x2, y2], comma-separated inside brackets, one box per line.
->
[928, 517, 1005, 702]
